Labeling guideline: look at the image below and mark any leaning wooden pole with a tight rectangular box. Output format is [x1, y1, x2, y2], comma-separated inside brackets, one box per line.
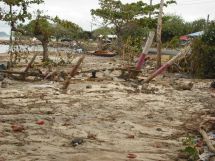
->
[144, 46, 191, 83]
[24, 53, 38, 73]
[19, 53, 38, 80]
[136, 31, 155, 70]
[156, 0, 164, 68]
[61, 56, 85, 91]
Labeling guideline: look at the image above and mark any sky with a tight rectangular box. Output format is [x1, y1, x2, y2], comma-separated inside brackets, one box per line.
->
[0, 0, 215, 34]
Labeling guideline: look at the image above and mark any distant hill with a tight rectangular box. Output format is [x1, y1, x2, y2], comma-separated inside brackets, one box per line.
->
[0, 32, 9, 37]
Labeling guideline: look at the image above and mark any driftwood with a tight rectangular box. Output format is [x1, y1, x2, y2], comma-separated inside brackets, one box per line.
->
[24, 53, 38, 73]
[61, 56, 85, 91]
[44, 71, 58, 80]
[81, 67, 122, 74]
[144, 46, 191, 83]
[199, 128, 215, 153]
[0, 70, 44, 78]
[19, 53, 38, 80]
[199, 117, 215, 154]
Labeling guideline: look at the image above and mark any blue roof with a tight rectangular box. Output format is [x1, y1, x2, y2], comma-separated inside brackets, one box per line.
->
[188, 31, 204, 37]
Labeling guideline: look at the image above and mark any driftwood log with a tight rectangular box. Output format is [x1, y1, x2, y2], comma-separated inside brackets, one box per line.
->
[199, 117, 215, 154]
[199, 128, 215, 153]
[61, 56, 85, 91]
[19, 53, 38, 80]
[144, 46, 191, 83]
[0, 70, 44, 78]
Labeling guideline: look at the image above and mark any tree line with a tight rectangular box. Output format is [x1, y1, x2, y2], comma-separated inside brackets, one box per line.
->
[0, 0, 212, 63]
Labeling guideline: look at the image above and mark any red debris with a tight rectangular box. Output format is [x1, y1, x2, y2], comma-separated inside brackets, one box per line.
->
[127, 134, 135, 139]
[127, 153, 137, 159]
[11, 124, 24, 132]
[36, 120, 45, 125]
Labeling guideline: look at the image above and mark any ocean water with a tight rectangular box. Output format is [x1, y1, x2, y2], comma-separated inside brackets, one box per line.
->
[0, 36, 9, 40]
[0, 44, 75, 54]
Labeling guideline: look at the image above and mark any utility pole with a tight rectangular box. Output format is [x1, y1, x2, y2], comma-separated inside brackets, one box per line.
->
[207, 14, 210, 23]
[156, 0, 164, 68]
[206, 14, 210, 27]
[149, 0, 153, 19]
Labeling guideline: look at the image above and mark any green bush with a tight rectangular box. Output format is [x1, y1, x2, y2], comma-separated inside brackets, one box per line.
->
[189, 22, 215, 78]
[191, 40, 215, 79]
[202, 22, 215, 46]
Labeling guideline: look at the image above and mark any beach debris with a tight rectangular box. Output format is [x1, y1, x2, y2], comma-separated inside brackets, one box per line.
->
[172, 82, 193, 91]
[61, 56, 85, 92]
[199, 128, 215, 153]
[127, 153, 137, 159]
[144, 46, 191, 83]
[87, 133, 97, 140]
[36, 120, 45, 125]
[127, 134, 135, 139]
[11, 124, 25, 133]
[20, 53, 38, 80]
[0, 64, 7, 71]
[0, 74, 4, 81]
[1, 79, 8, 88]
[91, 70, 97, 78]
[86, 85, 92, 89]
[93, 50, 117, 57]
[71, 138, 84, 147]
[210, 81, 215, 89]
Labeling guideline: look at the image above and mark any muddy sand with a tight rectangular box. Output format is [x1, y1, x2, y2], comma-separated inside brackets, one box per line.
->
[0, 54, 214, 161]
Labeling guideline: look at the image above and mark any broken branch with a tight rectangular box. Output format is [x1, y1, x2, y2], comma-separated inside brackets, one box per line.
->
[199, 128, 215, 153]
[144, 46, 191, 83]
[61, 56, 85, 91]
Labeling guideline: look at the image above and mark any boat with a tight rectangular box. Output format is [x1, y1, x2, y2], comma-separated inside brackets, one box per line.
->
[93, 50, 117, 57]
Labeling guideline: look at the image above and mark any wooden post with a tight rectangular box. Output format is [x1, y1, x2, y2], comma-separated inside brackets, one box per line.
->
[144, 46, 191, 83]
[156, 0, 164, 68]
[24, 53, 38, 73]
[61, 56, 85, 92]
[136, 31, 155, 70]
[19, 53, 38, 80]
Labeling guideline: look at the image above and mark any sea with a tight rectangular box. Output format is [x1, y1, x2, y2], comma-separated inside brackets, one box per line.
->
[0, 36, 10, 54]
[0, 36, 74, 54]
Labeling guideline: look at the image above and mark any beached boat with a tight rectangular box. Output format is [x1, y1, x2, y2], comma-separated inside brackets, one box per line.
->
[93, 50, 117, 57]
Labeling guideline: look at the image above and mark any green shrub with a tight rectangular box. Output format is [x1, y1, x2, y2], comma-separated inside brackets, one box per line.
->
[191, 39, 215, 78]
[202, 22, 215, 46]
[189, 22, 215, 78]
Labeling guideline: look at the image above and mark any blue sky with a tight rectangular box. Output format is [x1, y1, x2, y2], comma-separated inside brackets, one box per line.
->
[0, 0, 215, 34]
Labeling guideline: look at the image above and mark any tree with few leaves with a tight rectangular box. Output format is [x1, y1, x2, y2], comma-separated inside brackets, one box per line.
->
[23, 14, 54, 61]
[0, 0, 44, 33]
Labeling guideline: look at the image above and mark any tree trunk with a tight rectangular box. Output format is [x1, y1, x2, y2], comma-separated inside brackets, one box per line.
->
[42, 41, 49, 62]
[9, 4, 13, 66]
[156, 0, 164, 68]
[115, 27, 123, 56]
